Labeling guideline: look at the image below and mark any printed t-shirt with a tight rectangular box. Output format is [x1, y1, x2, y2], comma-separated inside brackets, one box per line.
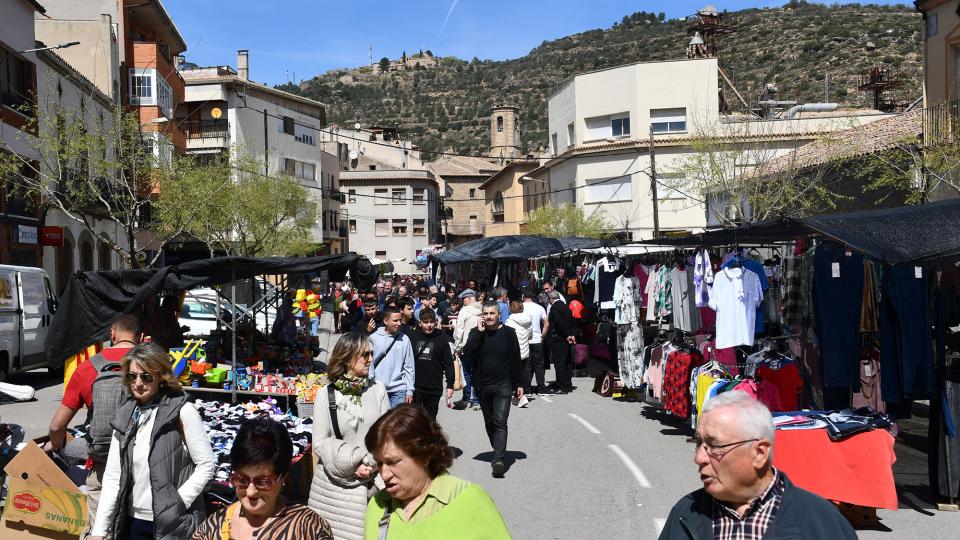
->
[61, 346, 131, 410]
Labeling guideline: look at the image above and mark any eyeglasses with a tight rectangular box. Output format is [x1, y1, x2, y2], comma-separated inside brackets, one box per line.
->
[360, 351, 373, 358]
[125, 372, 155, 384]
[229, 473, 280, 491]
[692, 437, 758, 459]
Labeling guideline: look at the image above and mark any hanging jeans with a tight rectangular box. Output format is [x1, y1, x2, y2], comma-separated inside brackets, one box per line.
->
[813, 242, 864, 388]
[880, 264, 934, 403]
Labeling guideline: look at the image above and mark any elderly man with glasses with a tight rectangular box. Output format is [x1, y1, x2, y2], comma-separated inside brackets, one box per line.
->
[660, 391, 856, 540]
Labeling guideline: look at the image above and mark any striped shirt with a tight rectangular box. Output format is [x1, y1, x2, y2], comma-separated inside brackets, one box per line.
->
[712, 469, 784, 540]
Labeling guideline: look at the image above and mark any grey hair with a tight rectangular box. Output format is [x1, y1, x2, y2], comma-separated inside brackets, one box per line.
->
[701, 391, 775, 449]
[493, 287, 508, 300]
[547, 290, 561, 301]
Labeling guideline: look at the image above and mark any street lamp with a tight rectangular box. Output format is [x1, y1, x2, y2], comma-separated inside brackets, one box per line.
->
[20, 41, 80, 53]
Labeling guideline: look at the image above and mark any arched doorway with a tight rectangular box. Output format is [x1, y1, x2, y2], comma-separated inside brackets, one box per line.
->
[99, 241, 111, 270]
[79, 233, 94, 272]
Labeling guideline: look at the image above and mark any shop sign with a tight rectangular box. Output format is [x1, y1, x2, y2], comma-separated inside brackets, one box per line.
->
[39, 226, 64, 247]
[16, 225, 38, 245]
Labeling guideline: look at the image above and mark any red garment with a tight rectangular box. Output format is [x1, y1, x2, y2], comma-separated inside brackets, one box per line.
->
[698, 306, 716, 330]
[715, 347, 740, 377]
[662, 350, 705, 419]
[569, 299, 586, 319]
[756, 362, 802, 411]
[733, 379, 783, 412]
[61, 347, 130, 410]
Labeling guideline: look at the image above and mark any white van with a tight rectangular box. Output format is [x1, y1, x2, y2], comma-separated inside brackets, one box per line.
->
[0, 265, 58, 381]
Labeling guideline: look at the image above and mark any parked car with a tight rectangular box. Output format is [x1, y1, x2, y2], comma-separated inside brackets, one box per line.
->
[0, 265, 58, 381]
[178, 299, 223, 337]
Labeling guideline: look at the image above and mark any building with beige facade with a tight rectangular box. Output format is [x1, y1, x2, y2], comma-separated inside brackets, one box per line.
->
[917, 0, 958, 109]
[427, 155, 503, 245]
[480, 160, 540, 237]
[536, 57, 896, 239]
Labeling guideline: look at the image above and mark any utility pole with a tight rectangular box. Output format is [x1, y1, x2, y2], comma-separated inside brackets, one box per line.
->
[649, 125, 660, 238]
[263, 109, 269, 175]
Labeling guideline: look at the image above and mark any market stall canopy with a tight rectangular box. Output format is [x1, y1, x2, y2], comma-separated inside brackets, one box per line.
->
[47, 254, 375, 366]
[433, 235, 608, 264]
[637, 199, 960, 266]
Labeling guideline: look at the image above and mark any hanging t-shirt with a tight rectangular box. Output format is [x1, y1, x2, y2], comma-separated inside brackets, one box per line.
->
[708, 267, 764, 349]
[756, 362, 803, 412]
[671, 268, 695, 332]
[722, 257, 770, 334]
[594, 257, 621, 309]
[635, 263, 657, 308]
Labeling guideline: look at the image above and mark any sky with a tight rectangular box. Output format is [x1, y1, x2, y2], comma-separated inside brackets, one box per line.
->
[164, 0, 913, 87]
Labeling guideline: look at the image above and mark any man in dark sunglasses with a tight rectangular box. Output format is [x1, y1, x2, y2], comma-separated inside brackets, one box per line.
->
[659, 392, 855, 540]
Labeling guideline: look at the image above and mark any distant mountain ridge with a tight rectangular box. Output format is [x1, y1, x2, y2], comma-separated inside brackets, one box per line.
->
[278, 2, 922, 158]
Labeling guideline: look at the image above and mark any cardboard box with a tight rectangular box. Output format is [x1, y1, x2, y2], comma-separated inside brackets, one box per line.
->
[1, 441, 87, 539]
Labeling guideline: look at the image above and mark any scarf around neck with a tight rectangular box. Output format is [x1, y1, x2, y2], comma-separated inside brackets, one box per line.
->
[334, 374, 369, 405]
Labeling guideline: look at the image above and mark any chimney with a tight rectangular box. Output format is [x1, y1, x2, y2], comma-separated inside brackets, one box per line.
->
[237, 49, 249, 80]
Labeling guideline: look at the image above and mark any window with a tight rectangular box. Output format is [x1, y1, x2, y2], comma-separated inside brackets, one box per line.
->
[496, 116, 504, 132]
[294, 123, 316, 145]
[469, 215, 478, 234]
[375, 250, 387, 258]
[392, 188, 406, 204]
[491, 191, 505, 222]
[0, 48, 30, 110]
[374, 188, 388, 205]
[156, 77, 172, 119]
[283, 116, 295, 135]
[650, 108, 687, 134]
[611, 114, 630, 137]
[413, 219, 426, 236]
[469, 188, 476, 198]
[926, 13, 938, 38]
[142, 132, 172, 169]
[567, 123, 575, 145]
[584, 176, 631, 204]
[551, 133, 558, 154]
[348, 189, 357, 203]
[284, 158, 315, 181]
[129, 69, 154, 105]
[375, 219, 389, 236]
[412, 188, 426, 205]
[349, 219, 357, 233]
[392, 219, 408, 236]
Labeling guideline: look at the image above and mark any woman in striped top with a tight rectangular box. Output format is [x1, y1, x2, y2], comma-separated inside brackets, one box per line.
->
[191, 418, 333, 540]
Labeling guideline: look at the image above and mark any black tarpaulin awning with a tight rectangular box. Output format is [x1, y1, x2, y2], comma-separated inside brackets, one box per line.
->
[47, 254, 375, 366]
[637, 199, 960, 266]
[432, 235, 607, 264]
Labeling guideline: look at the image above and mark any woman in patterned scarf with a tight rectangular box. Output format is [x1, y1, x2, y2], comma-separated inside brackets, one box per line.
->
[307, 333, 390, 539]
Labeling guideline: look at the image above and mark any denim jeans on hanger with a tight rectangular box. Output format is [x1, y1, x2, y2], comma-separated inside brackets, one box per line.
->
[813, 241, 864, 389]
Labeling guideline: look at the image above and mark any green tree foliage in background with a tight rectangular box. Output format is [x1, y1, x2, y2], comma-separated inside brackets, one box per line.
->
[525, 203, 613, 238]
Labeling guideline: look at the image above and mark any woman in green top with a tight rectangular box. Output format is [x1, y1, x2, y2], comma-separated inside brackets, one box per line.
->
[363, 405, 511, 539]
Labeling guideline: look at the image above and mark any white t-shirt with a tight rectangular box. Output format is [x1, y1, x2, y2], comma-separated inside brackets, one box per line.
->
[708, 267, 764, 349]
[522, 301, 547, 344]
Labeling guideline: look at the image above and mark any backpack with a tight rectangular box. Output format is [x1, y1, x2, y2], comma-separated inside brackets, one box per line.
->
[87, 353, 126, 462]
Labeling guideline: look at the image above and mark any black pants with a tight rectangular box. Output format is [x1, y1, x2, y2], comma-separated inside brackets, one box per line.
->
[477, 382, 512, 463]
[413, 390, 442, 418]
[123, 517, 155, 540]
[528, 343, 545, 391]
[549, 339, 573, 391]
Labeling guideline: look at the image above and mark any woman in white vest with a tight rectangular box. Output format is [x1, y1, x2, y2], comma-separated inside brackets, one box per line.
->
[308, 333, 389, 539]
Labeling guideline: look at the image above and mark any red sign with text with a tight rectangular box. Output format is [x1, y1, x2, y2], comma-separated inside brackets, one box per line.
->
[39, 226, 64, 247]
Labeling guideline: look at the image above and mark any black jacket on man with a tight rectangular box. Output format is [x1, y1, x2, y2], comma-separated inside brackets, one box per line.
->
[547, 300, 574, 342]
[658, 472, 856, 540]
[462, 325, 523, 389]
[409, 328, 455, 394]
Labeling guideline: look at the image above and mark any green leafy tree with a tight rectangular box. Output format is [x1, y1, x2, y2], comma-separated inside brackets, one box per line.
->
[525, 203, 612, 238]
[378, 57, 390, 73]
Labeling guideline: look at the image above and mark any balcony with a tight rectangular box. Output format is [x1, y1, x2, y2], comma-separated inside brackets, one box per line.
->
[183, 119, 229, 150]
[923, 100, 959, 147]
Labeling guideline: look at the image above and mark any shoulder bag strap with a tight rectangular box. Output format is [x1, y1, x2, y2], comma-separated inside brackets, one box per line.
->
[373, 334, 402, 369]
[328, 385, 343, 440]
[220, 501, 240, 540]
[377, 500, 394, 540]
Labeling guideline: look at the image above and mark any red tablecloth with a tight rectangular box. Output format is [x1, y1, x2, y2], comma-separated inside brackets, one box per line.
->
[773, 428, 897, 510]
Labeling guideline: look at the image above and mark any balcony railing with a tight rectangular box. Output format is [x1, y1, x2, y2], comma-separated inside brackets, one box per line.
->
[923, 100, 959, 147]
[183, 119, 229, 140]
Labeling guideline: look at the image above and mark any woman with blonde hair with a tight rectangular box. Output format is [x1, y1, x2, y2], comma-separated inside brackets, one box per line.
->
[90, 343, 216, 540]
[308, 333, 389, 539]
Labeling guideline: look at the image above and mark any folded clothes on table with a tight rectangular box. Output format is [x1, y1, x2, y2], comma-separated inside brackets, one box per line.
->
[772, 407, 893, 441]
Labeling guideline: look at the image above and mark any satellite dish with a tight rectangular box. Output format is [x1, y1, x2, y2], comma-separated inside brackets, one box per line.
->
[349, 150, 359, 160]
[210, 107, 222, 119]
[354, 123, 361, 130]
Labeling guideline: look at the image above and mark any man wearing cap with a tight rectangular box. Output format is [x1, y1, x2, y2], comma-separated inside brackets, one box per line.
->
[453, 289, 483, 409]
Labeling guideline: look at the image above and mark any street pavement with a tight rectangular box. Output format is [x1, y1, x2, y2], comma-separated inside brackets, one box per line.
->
[3, 364, 960, 538]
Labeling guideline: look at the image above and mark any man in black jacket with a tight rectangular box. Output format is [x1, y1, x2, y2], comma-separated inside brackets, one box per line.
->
[351, 297, 383, 336]
[546, 290, 576, 394]
[408, 308, 455, 418]
[463, 300, 524, 478]
[660, 391, 856, 540]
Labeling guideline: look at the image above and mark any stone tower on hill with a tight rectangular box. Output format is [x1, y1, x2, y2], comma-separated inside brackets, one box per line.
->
[490, 105, 520, 160]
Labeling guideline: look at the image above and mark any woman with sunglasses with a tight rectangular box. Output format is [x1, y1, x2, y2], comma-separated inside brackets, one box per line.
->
[90, 343, 216, 540]
[308, 333, 389, 540]
[192, 418, 333, 540]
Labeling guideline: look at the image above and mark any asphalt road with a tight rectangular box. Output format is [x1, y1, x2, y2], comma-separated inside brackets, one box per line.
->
[3, 367, 960, 539]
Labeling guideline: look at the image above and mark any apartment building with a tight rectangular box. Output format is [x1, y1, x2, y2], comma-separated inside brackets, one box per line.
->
[180, 50, 344, 253]
[480, 160, 541, 237]
[917, 0, 958, 109]
[538, 57, 895, 239]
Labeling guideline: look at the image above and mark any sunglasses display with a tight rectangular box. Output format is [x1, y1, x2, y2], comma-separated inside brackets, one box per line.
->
[125, 372, 155, 383]
[229, 473, 279, 490]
